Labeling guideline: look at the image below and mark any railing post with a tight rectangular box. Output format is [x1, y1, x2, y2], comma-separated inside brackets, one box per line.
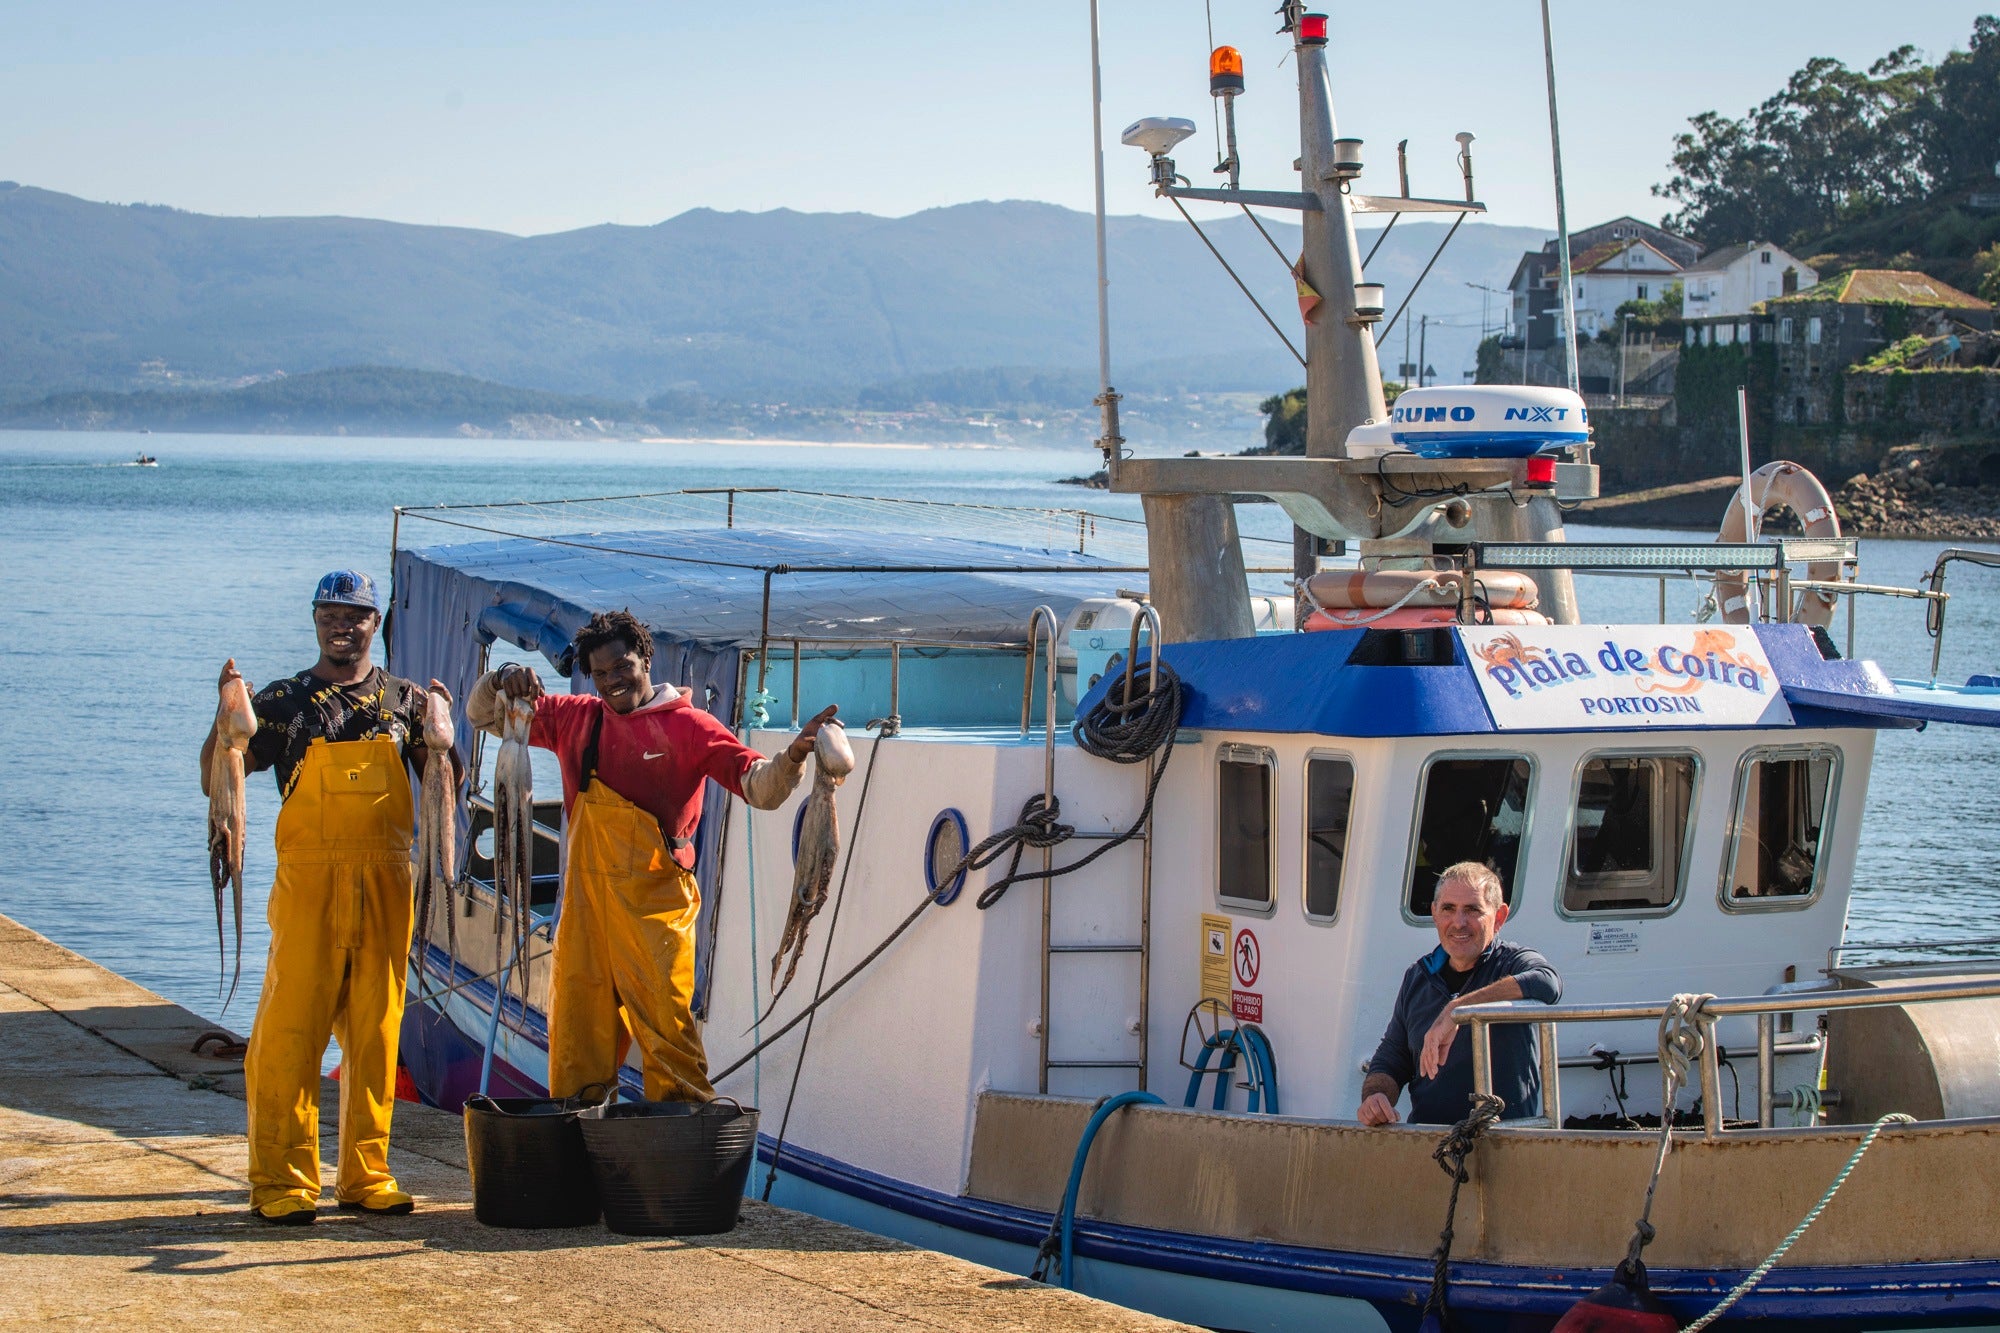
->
[1699, 1013, 1724, 1137]
[1538, 1019, 1562, 1127]
[1471, 1019, 1493, 1100]
[1757, 1012, 1775, 1128]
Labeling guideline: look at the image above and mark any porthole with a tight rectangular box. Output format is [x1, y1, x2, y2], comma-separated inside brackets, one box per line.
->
[926, 809, 970, 906]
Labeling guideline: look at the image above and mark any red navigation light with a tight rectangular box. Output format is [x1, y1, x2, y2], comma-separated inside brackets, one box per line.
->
[1524, 455, 1559, 488]
[1298, 13, 1328, 44]
[1209, 45, 1245, 95]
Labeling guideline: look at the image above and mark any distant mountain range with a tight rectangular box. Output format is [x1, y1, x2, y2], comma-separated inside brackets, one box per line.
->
[0, 182, 1548, 422]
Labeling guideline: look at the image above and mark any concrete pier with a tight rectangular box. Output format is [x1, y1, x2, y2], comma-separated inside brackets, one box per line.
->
[0, 914, 1190, 1332]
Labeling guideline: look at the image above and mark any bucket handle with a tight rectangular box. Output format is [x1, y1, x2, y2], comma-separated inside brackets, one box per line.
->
[703, 1094, 749, 1118]
[463, 1083, 614, 1117]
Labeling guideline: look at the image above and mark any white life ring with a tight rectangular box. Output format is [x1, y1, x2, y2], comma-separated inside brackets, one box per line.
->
[1715, 461, 1842, 627]
[1304, 568, 1540, 611]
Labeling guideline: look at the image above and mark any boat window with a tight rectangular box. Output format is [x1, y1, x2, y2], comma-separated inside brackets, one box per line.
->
[1723, 748, 1839, 907]
[1561, 754, 1698, 916]
[1303, 755, 1355, 921]
[1406, 756, 1532, 916]
[1217, 744, 1276, 911]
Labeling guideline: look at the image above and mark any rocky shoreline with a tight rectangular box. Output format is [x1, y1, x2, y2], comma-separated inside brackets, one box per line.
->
[1833, 455, 2000, 540]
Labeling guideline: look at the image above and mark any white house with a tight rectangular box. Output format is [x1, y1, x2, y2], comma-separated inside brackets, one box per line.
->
[1549, 238, 1684, 340]
[1681, 242, 1817, 323]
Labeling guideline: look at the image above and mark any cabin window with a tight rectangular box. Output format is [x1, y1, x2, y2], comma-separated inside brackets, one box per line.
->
[1723, 748, 1839, 907]
[1561, 754, 1698, 916]
[1406, 755, 1532, 917]
[1217, 744, 1276, 912]
[1303, 754, 1356, 921]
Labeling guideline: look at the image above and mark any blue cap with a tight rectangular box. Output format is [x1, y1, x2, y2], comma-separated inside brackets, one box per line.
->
[312, 570, 379, 611]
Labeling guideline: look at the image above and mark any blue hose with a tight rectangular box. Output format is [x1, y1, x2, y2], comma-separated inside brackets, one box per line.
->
[1032, 1090, 1164, 1289]
[1183, 1025, 1280, 1114]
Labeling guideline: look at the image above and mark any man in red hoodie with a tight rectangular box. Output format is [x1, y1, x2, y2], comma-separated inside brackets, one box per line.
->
[471, 609, 833, 1102]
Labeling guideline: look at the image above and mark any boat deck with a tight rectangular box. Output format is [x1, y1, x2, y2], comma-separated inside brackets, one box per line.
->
[0, 913, 1188, 1333]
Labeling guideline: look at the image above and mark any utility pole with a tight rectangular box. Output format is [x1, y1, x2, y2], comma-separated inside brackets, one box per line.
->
[1417, 314, 1429, 388]
[1403, 318, 1413, 389]
[1619, 311, 1631, 406]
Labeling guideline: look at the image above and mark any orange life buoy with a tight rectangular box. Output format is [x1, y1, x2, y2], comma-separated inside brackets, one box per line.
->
[1303, 605, 1550, 631]
[1304, 568, 1540, 610]
[1715, 461, 1842, 627]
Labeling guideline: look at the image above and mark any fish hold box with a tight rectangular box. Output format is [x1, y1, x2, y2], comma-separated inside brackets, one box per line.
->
[1389, 385, 1588, 458]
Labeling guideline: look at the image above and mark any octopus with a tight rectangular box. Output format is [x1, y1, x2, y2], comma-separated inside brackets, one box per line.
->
[770, 721, 856, 1000]
[207, 662, 257, 1010]
[1471, 632, 1545, 672]
[411, 681, 459, 986]
[491, 695, 538, 1003]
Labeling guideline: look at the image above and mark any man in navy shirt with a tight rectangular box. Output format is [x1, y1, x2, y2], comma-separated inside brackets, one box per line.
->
[1359, 862, 1562, 1126]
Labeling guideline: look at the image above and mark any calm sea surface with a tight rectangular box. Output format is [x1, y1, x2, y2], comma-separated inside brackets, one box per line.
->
[2, 430, 1996, 1036]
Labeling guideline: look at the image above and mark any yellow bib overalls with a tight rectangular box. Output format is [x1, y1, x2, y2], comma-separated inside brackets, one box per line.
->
[545, 776, 711, 1103]
[244, 735, 415, 1211]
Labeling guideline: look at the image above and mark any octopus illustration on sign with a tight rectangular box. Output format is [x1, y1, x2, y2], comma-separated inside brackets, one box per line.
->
[1462, 625, 1791, 729]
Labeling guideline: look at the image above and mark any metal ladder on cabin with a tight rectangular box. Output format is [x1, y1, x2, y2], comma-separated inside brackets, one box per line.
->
[1025, 604, 1160, 1094]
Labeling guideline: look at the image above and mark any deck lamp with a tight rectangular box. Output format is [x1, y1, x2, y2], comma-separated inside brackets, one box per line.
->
[1352, 283, 1386, 321]
[1331, 137, 1364, 181]
[1298, 13, 1328, 44]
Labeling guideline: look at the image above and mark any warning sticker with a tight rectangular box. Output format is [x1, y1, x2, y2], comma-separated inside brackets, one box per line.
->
[1232, 991, 1263, 1023]
[1201, 913, 1232, 1006]
[1233, 928, 1261, 988]
[1587, 922, 1642, 956]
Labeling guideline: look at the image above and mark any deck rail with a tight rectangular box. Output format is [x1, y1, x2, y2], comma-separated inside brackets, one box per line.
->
[1454, 975, 2000, 1135]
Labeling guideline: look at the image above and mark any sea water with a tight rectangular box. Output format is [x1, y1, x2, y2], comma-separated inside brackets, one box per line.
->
[2, 430, 1995, 1038]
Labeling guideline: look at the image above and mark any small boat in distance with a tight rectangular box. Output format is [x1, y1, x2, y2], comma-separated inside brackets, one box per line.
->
[131, 452, 157, 466]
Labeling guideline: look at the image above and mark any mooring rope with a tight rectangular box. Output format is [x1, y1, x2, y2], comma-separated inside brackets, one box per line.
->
[1421, 1092, 1507, 1325]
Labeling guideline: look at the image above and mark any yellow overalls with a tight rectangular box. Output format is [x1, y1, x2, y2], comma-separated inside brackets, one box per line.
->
[546, 776, 711, 1103]
[244, 735, 415, 1211]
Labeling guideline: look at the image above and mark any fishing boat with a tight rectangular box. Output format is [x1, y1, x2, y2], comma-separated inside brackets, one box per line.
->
[385, 9, 2000, 1330]
[132, 452, 158, 466]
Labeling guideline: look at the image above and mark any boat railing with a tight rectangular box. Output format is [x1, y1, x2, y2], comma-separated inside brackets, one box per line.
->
[1453, 975, 2000, 1136]
[1457, 539, 1953, 658]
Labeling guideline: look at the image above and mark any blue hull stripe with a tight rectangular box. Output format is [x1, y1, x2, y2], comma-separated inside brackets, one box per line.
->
[756, 1134, 2000, 1322]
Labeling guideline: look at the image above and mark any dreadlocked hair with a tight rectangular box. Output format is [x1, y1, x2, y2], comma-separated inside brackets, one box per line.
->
[573, 609, 654, 670]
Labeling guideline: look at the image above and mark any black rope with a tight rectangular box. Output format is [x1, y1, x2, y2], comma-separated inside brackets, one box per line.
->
[1422, 1092, 1506, 1326]
[973, 655, 1183, 910]
[761, 735, 887, 1201]
[712, 656, 1185, 1085]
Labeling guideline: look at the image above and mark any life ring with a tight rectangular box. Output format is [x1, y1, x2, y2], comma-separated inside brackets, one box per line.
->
[1714, 461, 1842, 626]
[1304, 568, 1540, 610]
[1304, 605, 1550, 631]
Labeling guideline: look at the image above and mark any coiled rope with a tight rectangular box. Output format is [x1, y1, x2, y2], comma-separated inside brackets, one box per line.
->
[971, 653, 1182, 910]
[1613, 992, 1716, 1280]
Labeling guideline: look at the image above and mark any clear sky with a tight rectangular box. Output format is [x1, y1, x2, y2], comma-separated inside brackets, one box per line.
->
[2, 2, 1990, 237]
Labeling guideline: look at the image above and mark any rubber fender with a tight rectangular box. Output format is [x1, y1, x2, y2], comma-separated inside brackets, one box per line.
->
[1549, 1263, 1679, 1333]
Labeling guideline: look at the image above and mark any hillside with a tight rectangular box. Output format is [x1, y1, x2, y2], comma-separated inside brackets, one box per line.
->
[0, 183, 1545, 414]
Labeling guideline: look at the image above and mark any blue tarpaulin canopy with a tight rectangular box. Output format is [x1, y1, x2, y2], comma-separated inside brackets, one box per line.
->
[386, 520, 1145, 1017]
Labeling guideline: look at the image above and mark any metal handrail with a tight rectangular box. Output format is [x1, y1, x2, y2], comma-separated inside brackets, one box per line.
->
[1454, 976, 2000, 1135]
[1927, 547, 2000, 683]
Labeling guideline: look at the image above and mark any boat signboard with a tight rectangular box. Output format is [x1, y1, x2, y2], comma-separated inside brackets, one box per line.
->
[1459, 625, 1794, 729]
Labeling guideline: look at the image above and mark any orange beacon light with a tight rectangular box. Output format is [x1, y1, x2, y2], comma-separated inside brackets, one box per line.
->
[1209, 46, 1245, 97]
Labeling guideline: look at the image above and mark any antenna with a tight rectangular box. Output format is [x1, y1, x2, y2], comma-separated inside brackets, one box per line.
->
[1088, 0, 1122, 471]
[1540, 0, 1582, 423]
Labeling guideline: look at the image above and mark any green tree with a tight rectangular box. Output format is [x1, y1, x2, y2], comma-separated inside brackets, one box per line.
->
[1923, 17, 2000, 191]
[1253, 383, 1402, 455]
[1976, 243, 2000, 304]
[1655, 47, 1936, 247]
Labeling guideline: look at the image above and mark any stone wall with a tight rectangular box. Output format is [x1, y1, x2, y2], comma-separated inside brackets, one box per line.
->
[1844, 368, 2000, 441]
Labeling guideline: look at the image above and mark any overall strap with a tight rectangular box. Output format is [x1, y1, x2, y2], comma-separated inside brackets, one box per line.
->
[580, 702, 691, 853]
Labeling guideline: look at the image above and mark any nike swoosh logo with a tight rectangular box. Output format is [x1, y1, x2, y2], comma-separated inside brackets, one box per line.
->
[643, 750, 666, 760]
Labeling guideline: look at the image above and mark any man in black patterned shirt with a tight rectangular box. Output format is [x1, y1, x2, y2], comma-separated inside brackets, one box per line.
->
[200, 570, 447, 1225]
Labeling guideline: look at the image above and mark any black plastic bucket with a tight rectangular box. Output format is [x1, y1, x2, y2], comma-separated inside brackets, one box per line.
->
[463, 1091, 604, 1229]
[577, 1096, 759, 1236]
